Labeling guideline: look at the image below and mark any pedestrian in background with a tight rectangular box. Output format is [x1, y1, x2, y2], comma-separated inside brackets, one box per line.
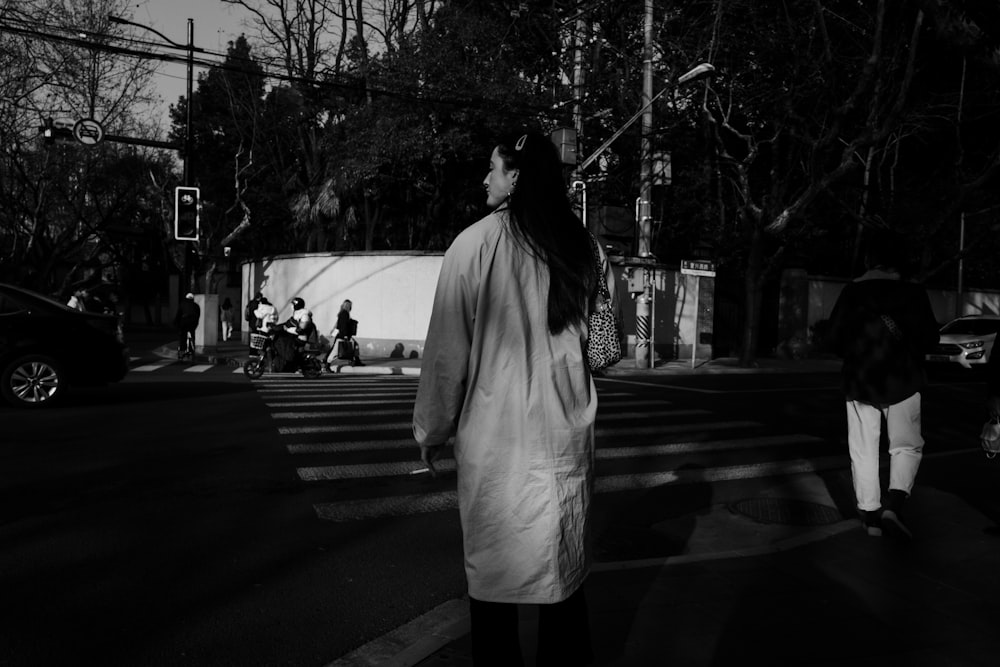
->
[413, 131, 610, 666]
[220, 297, 234, 341]
[245, 291, 262, 334]
[826, 230, 940, 540]
[174, 292, 201, 356]
[66, 288, 87, 311]
[326, 299, 364, 367]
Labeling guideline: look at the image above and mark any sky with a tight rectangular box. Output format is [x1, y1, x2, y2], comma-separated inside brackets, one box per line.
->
[126, 0, 249, 123]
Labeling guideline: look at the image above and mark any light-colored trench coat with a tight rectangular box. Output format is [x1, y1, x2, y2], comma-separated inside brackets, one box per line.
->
[412, 210, 615, 604]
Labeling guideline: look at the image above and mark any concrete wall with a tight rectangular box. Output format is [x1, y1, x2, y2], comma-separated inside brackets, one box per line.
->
[803, 273, 1000, 335]
[242, 253, 444, 359]
[240, 252, 711, 363]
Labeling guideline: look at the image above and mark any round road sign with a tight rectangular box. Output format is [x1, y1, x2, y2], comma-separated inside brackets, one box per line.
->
[73, 118, 104, 146]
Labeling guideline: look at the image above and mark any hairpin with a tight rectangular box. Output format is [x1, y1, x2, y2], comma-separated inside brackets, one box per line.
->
[514, 134, 527, 151]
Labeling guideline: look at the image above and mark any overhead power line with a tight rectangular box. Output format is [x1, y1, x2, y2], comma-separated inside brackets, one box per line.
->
[0, 19, 572, 122]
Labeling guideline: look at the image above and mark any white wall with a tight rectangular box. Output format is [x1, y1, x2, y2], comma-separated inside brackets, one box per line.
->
[241, 252, 710, 362]
[242, 252, 444, 358]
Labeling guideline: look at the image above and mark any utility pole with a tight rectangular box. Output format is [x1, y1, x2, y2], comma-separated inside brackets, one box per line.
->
[634, 0, 655, 368]
[638, 0, 654, 260]
[184, 18, 193, 186]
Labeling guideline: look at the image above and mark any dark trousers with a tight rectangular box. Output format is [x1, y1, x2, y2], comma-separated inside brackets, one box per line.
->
[469, 585, 593, 667]
[178, 328, 194, 349]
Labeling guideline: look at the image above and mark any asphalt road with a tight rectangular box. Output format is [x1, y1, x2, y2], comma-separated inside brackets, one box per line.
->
[0, 355, 990, 666]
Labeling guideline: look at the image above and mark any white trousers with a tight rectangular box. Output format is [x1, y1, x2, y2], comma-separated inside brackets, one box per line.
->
[845, 392, 924, 512]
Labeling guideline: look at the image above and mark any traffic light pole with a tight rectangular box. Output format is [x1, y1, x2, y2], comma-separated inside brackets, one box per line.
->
[635, 0, 655, 369]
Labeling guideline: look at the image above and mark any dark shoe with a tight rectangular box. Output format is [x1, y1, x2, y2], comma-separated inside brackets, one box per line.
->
[859, 510, 882, 537]
[881, 489, 912, 541]
[885, 489, 908, 513]
[352, 359, 365, 366]
[881, 509, 912, 541]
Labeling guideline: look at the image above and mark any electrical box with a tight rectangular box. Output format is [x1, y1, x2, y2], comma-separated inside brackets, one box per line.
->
[626, 267, 645, 294]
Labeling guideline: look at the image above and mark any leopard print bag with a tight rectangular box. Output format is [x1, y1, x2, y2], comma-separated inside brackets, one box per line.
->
[587, 236, 623, 371]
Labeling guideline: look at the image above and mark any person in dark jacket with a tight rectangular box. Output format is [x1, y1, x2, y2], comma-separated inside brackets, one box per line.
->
[174, 292, 201, 356]
[826, 232, 940, 540]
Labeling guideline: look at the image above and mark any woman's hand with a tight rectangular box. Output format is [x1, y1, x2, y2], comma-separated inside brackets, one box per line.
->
[420, 444, 445, 478]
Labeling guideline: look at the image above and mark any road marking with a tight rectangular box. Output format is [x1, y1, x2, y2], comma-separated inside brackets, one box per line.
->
[269, 407, 707, 420]
[287, 439, 419, 454]
[131, 360, 174, 372]
[278, 419, 759, 436]
[595, 455, 848, 492]
[298, 459, 457, 481]
[315, 491, 458, 522]
[285, 433, 821, 457]
[600, 377, 840, 394]
[274, 408, 415, 419]
[266, 399, 415, 407]
[262, 392, 417, 401]
[183, 364, 215, 373]
[597, 433, 824, 458]
[310, 455, 850, 522]
[255, 387, 418, 395]
[295, 434, 822, 482]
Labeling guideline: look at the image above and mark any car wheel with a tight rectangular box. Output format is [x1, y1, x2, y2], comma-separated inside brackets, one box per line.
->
[1, 354, 66, 408]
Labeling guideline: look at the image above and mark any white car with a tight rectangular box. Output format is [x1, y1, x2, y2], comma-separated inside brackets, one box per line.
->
[926, 315, 1000, 369]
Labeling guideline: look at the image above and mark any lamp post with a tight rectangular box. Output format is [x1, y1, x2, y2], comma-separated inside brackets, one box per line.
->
[108, 15, 197, 186]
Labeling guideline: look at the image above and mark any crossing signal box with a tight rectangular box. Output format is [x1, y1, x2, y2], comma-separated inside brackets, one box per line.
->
[174, 186, 200, 241]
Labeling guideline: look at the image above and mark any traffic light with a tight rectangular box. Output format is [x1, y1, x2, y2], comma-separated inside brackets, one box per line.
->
[174, 186, 200, 241]
[39, 117, 74, 145]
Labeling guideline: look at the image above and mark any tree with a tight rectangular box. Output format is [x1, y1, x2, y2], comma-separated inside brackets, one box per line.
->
[169, 35, 271, 292]
[655, 0, 1000, 364]
[0, 0, 175, 302]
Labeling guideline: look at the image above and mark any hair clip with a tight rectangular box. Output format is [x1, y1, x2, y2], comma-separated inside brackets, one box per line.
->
[514, 134, 527, 151]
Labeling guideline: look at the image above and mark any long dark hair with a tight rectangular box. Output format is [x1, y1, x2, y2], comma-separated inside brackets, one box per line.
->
[496, 131, 596, 334]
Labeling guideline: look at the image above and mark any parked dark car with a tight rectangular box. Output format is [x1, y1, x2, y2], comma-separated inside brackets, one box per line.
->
[0, 283, 128, 408]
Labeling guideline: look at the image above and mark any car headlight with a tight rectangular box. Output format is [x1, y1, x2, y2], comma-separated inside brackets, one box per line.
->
[961, 341, 985, 349]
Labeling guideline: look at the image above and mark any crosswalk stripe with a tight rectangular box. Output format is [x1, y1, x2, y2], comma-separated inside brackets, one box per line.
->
[285, 433, 822, 457]
[275, 409, 414, 419]
[315, 491, 458, 522]
[262, 392, 417, 401]
[311, 455, 850, 522]
[132, 360, 174, 372]
[288, 439, 417, 454]
[267, 399, 415, 407]
[255, 379, 415, 386]
[597, 434, 823, 458]
[183, 364, 215, 373]
[269, 407, 707, 420]
[277, 419, 759, 436]
[294, 434, 823, 482]
[594, 455, 848, 492]
[256, 376, 849, 525]
[255, 387, 418, 395]
[298, 460, 457, 480]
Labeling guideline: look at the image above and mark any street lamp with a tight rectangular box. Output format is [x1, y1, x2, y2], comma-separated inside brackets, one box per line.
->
[108, 14, 198, 186]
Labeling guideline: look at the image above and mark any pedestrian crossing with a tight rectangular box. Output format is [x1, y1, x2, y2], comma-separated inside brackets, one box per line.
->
[130, 357, 248, 373]
[249, 375, 846, 524]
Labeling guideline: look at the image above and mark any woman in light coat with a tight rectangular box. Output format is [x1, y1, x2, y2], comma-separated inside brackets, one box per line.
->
[413, 131, 614, 666]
